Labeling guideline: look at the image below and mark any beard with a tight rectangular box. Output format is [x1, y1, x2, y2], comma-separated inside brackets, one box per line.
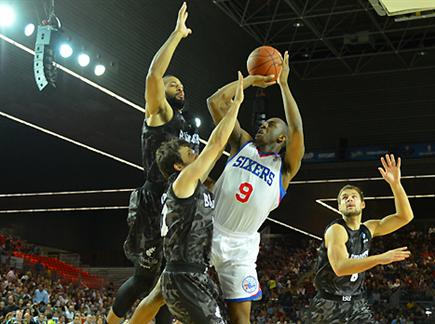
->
[341, 208, 361, 218]
[166, 94, 185, 111]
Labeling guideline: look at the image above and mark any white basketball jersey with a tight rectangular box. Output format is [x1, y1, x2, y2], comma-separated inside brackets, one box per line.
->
[213, 141, 286, 234]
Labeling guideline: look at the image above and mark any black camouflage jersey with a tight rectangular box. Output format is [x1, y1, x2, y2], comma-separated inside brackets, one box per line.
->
[161, 175, 215, 266]
[160, 175, 227, 323]
[141, 109, 200, 185]
[314, 218, 372, 297]
[123, 109, 200, 269]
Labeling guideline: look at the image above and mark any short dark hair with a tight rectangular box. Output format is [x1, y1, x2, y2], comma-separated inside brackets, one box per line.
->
[337, 185, 364, 202]
[156, 138, 190, 179]
[163, 75, 177, 85]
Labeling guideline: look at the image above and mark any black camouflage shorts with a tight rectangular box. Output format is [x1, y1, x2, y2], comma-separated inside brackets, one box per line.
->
[306, 295, 373, 323]
[161, 271, 227, 324]
[123, 184, 163, 272]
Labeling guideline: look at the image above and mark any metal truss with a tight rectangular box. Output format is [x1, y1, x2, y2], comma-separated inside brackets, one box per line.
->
[214, 0, 435, 79]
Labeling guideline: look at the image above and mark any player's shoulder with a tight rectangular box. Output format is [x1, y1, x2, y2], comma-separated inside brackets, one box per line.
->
[325, 222, 348, 243]
[326, 222, 347, 234]
[362, 219, 377, 237]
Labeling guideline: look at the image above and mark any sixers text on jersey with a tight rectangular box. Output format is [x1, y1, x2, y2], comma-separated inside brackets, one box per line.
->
[231, 156, 276, 186]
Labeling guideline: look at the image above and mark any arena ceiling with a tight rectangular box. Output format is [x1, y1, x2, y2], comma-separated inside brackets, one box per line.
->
[214, 0, 435, 79]
[0, 1, 434, 262]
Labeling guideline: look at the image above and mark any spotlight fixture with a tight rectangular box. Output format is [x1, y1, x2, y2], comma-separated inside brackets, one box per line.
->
[24, 23, 35, 36]
[293, 22, 303, 28]
[59, 43, 73, 58]
[194, 117, 201, 128]
[78, 53, 90, 67]
[0, 4, 15, 27]
[94, 64, 106, 76]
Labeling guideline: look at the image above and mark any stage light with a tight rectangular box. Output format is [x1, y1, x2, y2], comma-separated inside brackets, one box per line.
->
[59, 43, 73, 58]
[78, 53, 90, 67]
[94, 64, 106, 76]
[24, 23, 35, 36]
[195, 117, 201, 128]
[0, 4, 15, 26]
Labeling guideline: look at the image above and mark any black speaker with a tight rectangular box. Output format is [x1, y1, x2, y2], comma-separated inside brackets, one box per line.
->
[34, 25, 58, 91]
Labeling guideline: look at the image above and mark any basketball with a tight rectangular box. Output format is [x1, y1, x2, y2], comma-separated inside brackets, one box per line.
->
[247, 46, 283, 81]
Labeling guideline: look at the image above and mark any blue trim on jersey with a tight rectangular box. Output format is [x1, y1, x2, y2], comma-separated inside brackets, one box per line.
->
[279, 159, 287, 202]
[226, 140, 253, 166]
[225, 289, 262, 302]
[256, 147, 280, 158]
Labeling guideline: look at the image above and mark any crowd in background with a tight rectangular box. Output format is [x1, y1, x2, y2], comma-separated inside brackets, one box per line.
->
[252, 225, 434, 323]
[1, 225, 433, 323]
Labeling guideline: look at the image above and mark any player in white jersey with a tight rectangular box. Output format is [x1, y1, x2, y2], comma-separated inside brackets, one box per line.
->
[207, 51, 305, 324]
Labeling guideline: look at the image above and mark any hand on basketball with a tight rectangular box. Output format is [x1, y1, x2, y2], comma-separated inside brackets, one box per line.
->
[175, 2, 192, 38]
[233, 71, 244, 104]
[250, 75, 276, 88]
[378, 247, 410, 265]
[277, 51, 290, 86]
[378, 154, 401, 186]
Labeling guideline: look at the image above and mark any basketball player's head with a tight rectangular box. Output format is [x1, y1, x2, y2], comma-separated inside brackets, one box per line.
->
[156, 138, 197, 179]
[337, 185, 365, 218]
[163, 75, 185, 110]
[254, 117, 288, 151]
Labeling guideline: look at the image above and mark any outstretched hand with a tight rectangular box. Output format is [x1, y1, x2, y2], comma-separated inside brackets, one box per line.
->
[378, 154, 401, 186]
[378, 246, 410, 265]
[251, 74, 276, 88]
[175, 2, 192, 38]
[277, 51, 289, 86]
[234, 71, 245, 104]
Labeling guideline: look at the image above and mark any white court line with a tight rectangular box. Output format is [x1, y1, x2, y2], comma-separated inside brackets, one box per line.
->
[315, 199, 342, 215]
[266, 217, 322, 240]
[292, 174, 435, 185]
[0, 188, 134, 198]
[0, 111, 144, 171]
[315, 193, 435, 215]
[0, 206, 128, 213]
[319, 194, 435, 202]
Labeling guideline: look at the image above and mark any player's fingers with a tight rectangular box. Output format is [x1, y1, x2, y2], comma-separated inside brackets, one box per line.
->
[378, 167, 386, 178]
[179, 2, 186, 15]
[397, 157, 401, 169]
[390, 154, 396, 166]
[385, 154, 392, 166]
[380, 157, 388, 170]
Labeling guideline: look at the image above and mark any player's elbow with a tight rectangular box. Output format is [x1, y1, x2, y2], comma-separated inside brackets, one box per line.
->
[330, 262, 348, 277]
[402, 211, 414, 223]
[206, 97, 218, 112]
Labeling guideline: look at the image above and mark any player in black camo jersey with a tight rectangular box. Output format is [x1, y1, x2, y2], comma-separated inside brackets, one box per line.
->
[307, 154, 414, 323]
[133, 71, 245, 324]
[107, 3, 199, 324]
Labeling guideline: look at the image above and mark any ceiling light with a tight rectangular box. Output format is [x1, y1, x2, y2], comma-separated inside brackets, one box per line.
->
[24, 23, 35, 36]
[59, 43, 73, 58]
[78, 53, 90, 67]
[0, 4, 15, 26]
[94, 64, 106, 76]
